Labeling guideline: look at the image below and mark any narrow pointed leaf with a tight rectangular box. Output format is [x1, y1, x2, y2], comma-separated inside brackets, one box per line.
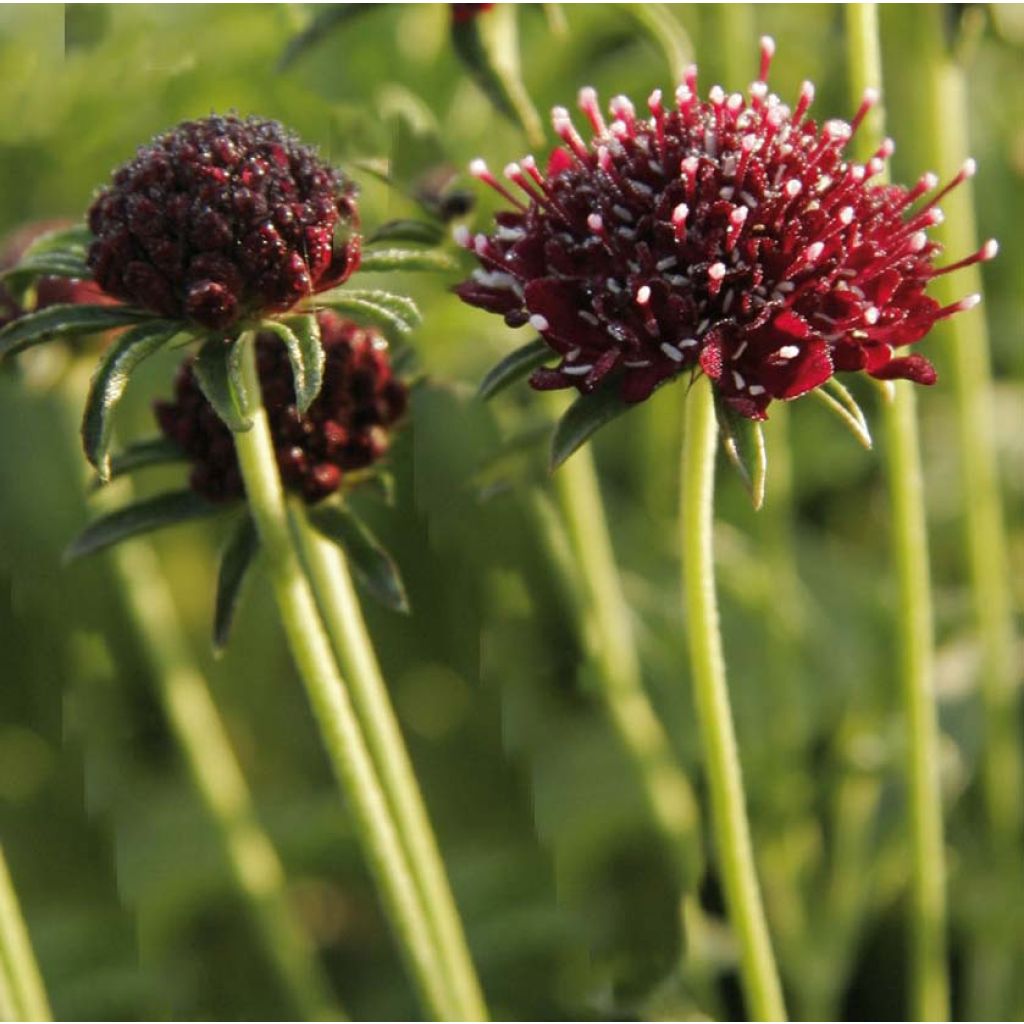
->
[358, 248, 456, 273]
[714, 395, 768, 510]
[277, 3, 380, 70]
[3, 252, 92, 291]
[550, 383, 637, 471]
[20, 223, 92, 258]
[306, 505, 409, 613]
[815, 378, 873, 448]
[93, 437, 186, 487]
[479, 338, 551, 400]
[213, 515, 259, 654]
[0, 304, 151, 359]
[82, 319, 184, 480]
[367, 219, 444, 246]
[261, 314, 324, 414]
[345, 468, 396, 506]
[313, 289, 420, 335]
[616, 2, 693, 79]
[64, 490, 221, 563]
[193, 336, 254, 432]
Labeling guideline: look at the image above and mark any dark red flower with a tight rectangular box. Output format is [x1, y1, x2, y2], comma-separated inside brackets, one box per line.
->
[451, 3, 493, 24]
[88, 115, 359, 332]
[456, 39, 995, 419]
[155, 310, 408, 503]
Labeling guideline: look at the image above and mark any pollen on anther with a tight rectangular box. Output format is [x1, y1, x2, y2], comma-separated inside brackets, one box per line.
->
[636, 285, 651, 305]
[529, 314, 550, 332]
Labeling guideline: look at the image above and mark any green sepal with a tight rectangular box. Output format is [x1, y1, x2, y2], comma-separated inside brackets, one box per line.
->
[367, 219, 444, 247]
[90, 437, 185, 489]
[549, 382, 637, 472]
[306, 504, 409, 613]
[261, 314, 325, 414]
[0, 304, 152, 360]
[358, 248, 456, 274]
[714, 394, 768, 511]
[64, 490, 221, 563]
[193, 335, 253, 432]
[811, 379, 873, 449]
[313, 288, 420, 336]
[213, 514, 259, 655]
[82, 319, 184, 481]
[478, 338, 550, 400]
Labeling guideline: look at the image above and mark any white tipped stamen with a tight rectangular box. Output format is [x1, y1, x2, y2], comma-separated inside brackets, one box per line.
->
[578, 86, 605, 134]
[960, 293, 982, 310]
[503, 161, 521, 179]
[656, 256, 678, 271]
[732, 371, 746, 390]
[565, 346, 581, 361]
[910, 231, 928, 252]
[587, 212, 604, 233]
[778, 345, 800, 360]
[962, 158, 977, 178]
[709, 85, 725, 105]
[748, 384, 766, 396]
[708, 262, 727, 281]
[474, 234, 488, 255]
[452, 225, 471, 247]
[660, 342, 684, 362]
[529, 314, 550, 332]
[923, 171, 939, 190]
[785, 179, 803, 198]
[839, 206, 855, 225]
[864, 306, 880, 325]
[469, 158, 489, 178]
[806, 241, 825, 262]
[562, 364, 594, 376]
[982, 238, 999, 260]
[636, 285, 651, 305]
[680, 337, 698, 348]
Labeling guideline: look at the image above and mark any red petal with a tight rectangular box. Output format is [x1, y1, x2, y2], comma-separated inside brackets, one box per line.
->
[774, 309, 814, 339]
[453, 280, 523, 316]
[523, 277, 609, 352]
[547, 147, 573, 177]
[699, 331, 725, 379]
[870, 354, 937, 385]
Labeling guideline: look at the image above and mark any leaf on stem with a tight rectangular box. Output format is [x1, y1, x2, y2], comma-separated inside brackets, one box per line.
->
[64, 490, 221, 562]
[2, 252, 92, 293]
[213, 514, 259, 654]
[313, 288, 421, 336]
[91, 437, 185, 488]
[366, 219, 445, 247]
[714, 394, 768, 510]
[0, 304, 152, 360]
[358, 248, 456, 273]
[549, 382, 637, 472]
[20, 223, 92, 258]
[306, 504, 409, 613]
[82, 319, 184, 480]
[478, 338, 551, 400]
[193, 335, 254, 432]
[261, 314, 325, 414]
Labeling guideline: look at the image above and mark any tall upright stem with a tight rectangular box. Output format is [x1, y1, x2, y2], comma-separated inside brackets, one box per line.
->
[845, 5, 949, 1019]
[292, 514, 487, 1021]
[230, 334, 452, 1020]
[680, 376, 786, 1022]
[0, 847, 51, 1022]
[60, 369, 343, 1021]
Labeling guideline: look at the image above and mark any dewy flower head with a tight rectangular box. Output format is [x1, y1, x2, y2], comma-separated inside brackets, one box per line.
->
[156, 310, 408, 503]
[88, 114, 359, 331]
[457, 39, 995, 419]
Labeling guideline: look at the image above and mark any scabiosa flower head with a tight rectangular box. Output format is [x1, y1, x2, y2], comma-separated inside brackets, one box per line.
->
[155, 310, 407, 503]
[88, 115, 359, 332]
[457, 39, 995, 419]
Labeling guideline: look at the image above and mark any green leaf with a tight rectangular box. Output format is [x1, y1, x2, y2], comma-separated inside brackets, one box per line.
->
[3, 251, 92, 292]
[366, 219, 444, 247]
[261, 314, 325, 414]
[277, 3, 380, 70]
[213, 515, 259, 654]
[812, 379, 873, 449]
[0, 304, 152, 360]
[82, 319, 184, 480]
[451, 5, 544, 146]
[358, 248, 456, 274]
[20, 223, 92, 258]
[306, 505, 409, 613]
[479, 338, 551, 400]
[64, 490, 221, 563]
[313, 289, 421, 336]
[714, 395, 768, 510]
[549, 383, 638, 472]
[344, 468, 396, 506]
[615, 2, 693, 80]
[192, 336, 253, 432]
[92, 437, 186, 488]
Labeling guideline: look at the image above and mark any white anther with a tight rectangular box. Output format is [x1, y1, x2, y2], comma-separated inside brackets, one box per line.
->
[529, 314, 550, 332]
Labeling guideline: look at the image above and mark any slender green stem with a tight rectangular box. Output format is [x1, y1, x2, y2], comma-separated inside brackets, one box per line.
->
[845, 6, 950, 1018]
[292, 512, 487, 1021]
[680, 376, 786, 1022]
[551, 446, 703, 885]
[0, 847, 51, 1022]
[230, 333, 452, 1020]
[60, 369, 343, 1021]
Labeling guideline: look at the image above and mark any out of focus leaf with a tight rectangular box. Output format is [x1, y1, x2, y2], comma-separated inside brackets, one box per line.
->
[550, 383, 637, 471]
[0, 304, 151, 360]
[192, 336, 253, 432]
[277, 3, 381, 70]
[812, 379, 873, 449]
[93, 437, 185, 487]
[715, 394, 768, 510]
[479, 338, 551, 400]
[366, 219, 445, 246]
[64, 491, 221, 562]
[615, 3, 693, 80]
[213, 515, 259, 654]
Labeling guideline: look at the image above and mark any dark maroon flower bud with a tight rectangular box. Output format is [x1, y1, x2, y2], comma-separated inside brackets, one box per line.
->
[456, 39, 995, 419]
[87, 115, 360, 331]
[155, 310, 408, 504]
[451, 3, 494, 23]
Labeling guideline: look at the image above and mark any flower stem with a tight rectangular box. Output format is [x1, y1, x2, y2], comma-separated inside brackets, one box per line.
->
[292, 512, 487, 1021]
[230, 333, 452, 1020]
[845, 5, 950, 1018]
[0, 846, 51, 1022]
[551, 445, 703, 885]
[60, 369, 343, 1021]
[680, 375, 786, 1022]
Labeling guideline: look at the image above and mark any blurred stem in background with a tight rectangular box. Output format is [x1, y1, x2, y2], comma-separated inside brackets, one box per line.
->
[57, 366, 344, 1022]
[0, 846, 51, 1022]
[680, 377, 786, 1022]
[845, 4, 950, 1020]
[291, 512, 487, 1022]
[230, 333, 466, 1021]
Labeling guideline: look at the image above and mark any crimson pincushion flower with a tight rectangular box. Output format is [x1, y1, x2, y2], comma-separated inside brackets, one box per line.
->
[457, 38, 996, 421]
[156, 310, 408, 504]
[87, 114, 359, 330]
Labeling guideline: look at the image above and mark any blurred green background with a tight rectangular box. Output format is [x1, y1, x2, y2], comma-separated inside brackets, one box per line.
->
[0, 4, 1021, 1020]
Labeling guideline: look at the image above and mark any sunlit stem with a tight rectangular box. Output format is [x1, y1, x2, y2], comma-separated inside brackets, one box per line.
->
[0, 847, 51, 1021]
